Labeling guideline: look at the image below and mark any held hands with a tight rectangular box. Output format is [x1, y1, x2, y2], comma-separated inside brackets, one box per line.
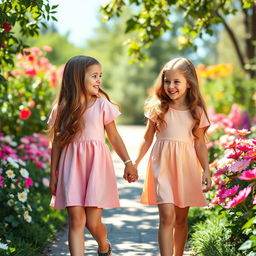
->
[202, 170, 211, 192]
[123, 162, 138, 183]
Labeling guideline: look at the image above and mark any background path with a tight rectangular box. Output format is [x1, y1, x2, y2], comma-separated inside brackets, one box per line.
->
[42, 125, 194, 256]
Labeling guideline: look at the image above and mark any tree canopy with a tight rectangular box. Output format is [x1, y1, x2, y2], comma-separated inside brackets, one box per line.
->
[101, 0, 256, 77]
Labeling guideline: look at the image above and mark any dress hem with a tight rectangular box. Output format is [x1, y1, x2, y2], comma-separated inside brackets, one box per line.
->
[50, 203, 120, 210]
[140, 200, 207, 208]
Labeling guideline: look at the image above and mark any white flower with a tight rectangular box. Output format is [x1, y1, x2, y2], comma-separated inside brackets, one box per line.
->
[11, 183, 16, 189]
[6, 170, 15, 179]
[20, 168, 29, 178]
[27, 204, 32, 211]
[18, 191, 27, 202]
[7, 157, 19, 168]
[42, 177, 49, 187]
[9, 194, 14, 198]
[7, 199, 14, 207]
[24, 215, 32, 223]
[18, 159, 26, 166]
[0, 242, 8, 250]
[24, 211, 29, 217]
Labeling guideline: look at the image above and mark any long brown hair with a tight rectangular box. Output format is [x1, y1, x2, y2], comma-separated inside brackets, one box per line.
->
[145, 57, 210, 137]
[48, 55, 111, 146]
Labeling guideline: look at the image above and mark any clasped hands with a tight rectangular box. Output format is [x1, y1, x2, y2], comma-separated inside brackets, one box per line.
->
[123, 162, 138, 183]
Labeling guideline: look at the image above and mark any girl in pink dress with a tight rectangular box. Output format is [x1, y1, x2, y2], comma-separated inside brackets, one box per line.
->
[47, 55, 138, 256]
[134, 57, 211, 256]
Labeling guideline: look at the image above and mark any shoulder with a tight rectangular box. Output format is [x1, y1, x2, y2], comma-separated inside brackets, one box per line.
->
[195, 106, 205, 116]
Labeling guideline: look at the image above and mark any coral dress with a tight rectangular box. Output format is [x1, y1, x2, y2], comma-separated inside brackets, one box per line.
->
[141, 107, 210, 208]
[47, 97, 121, 209]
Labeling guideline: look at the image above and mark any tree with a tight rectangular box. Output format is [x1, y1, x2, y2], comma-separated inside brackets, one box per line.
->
[0, 0, 58, 80]
[101, 0, 256, 77]
[85, 11, 195, 124]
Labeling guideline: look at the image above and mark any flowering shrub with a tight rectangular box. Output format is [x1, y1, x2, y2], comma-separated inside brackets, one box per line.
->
[0, 46, 62, 139]
[209, 127, 256, 254]
[0, 133, 53, 254]
[196, 63, 256, 117]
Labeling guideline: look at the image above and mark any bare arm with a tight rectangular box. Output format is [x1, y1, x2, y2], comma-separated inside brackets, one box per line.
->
[105, 121, 138, 181]
[134, 120, 156, 168]
[194, 128, 211, 192]
[49, 139, 62, 195]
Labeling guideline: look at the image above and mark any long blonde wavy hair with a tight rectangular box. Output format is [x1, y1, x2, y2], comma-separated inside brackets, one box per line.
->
[48, 55, 112, 147]
[145, 57, 210, 137]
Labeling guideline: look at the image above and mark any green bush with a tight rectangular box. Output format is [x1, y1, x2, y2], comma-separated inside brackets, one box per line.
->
[191, 213, 240, 256]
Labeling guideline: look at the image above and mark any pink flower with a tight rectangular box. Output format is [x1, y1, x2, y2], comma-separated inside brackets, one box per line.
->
[0, 176, 4, 187]
[2, 22, 12, 33]
[36, 161, 43, 168]
[19, 109, 31, 120]
[224, 186, 252, 209]
[244, 150, 256, 160]
[25, 177, 33, 188]
[253, 195, 256, 205]
[236, 145, 253, 151]
[238, 168, 256, 181]
[42, 45, 52, 52]
[220, 185, 240, 199]
[214, 166, 228, 177]
[229, 159, 250, 173]
[227, 151, 242, 159]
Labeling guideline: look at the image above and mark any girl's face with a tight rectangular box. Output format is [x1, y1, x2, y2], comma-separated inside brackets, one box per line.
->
[84, 64, 102, 99]
[163, 69, 190, 104]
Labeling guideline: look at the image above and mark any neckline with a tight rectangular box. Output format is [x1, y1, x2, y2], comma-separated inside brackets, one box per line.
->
[169, 106, 190, 112]
[87, 97, 98, 109]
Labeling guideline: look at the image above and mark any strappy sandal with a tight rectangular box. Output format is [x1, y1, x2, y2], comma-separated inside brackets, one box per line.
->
[98, 240, 112, 256]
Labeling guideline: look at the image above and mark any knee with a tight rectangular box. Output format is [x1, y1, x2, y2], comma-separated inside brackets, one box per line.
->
[160, 212, 176, 227]
[69, 214, 86, 230]
[175, 216, 188, 228]
[86, 222, 101, 234]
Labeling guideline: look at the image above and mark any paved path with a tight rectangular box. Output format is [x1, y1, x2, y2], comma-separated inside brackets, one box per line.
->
[42, 125, 194, 256]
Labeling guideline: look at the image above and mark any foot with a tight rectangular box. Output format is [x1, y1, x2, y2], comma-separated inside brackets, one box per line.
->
[98, 240, 112, 256]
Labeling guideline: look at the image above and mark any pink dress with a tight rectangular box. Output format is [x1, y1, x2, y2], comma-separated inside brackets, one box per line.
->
[141, 107, 210, 208]
[47, 97, 121, 209]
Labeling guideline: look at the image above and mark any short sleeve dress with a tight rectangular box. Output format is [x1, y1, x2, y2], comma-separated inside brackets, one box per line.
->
[47, 97, 121, 209]
[141, 106, 210, 208]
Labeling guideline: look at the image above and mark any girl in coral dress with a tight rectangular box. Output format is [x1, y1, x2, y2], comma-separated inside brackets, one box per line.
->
[47, 56, 138, 256]
[134, 57, 211, 256]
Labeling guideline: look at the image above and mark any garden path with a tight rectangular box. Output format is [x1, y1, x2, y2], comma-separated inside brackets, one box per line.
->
[42, 125, 194, 256]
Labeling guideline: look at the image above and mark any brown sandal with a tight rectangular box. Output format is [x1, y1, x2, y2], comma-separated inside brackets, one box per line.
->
[98, 240, 112, 256]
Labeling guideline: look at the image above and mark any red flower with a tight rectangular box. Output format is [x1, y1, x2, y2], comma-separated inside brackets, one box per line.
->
[25, 68, 37, 77]
[19, 109, 31, 120]
[2, 22, 12, 33]
[238, 168, 256, 181]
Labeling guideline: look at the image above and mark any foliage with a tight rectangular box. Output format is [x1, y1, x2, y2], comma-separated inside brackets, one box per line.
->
[0, 133, 66, 255]
[207, 127, 256, 254]
[0, 0, 57, 74]
[23, 30, 85, 66]
[197, 63, 256, 117]
[101, 0, 256, 78]
[0, 46, 61, 139]
[191, 214, 240, 256]
[85, 11, 194, 124]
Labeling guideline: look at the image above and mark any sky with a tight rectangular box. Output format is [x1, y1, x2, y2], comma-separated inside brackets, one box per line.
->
[50, 0, 106, 47]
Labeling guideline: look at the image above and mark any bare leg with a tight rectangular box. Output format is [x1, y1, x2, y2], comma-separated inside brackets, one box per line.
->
[173, 206, 189, 256]
[67, 206, 86, 256]
[158, 204, 176, 256]
[85, 207, 110, 253]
